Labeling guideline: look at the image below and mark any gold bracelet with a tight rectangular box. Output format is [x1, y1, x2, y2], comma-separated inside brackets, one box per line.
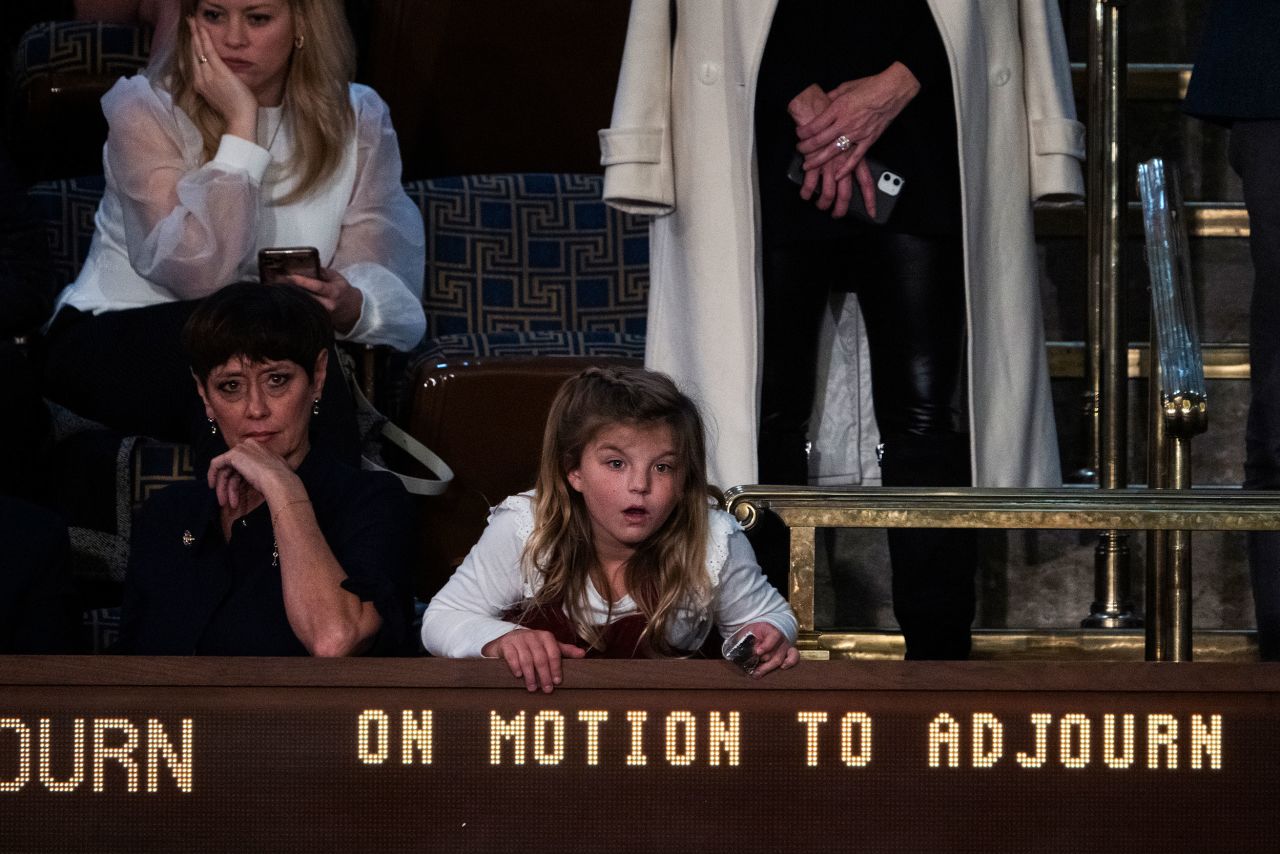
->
[270, 497, 312, 524]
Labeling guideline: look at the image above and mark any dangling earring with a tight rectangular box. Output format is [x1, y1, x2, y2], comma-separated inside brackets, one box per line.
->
[208, 418, 218, 435]
[294, 34, 304, 50]
[312, 399, 321, 416]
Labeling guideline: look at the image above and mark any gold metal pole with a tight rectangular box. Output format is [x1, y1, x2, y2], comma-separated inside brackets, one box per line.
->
[1146, 315, 1168, 659]
[1166, 433, 1194, 660]
[1084, 0, 1138, 629]
[1081, 3, 1105, 485]
[788, 526, 826, 658]
[1159, 392, 1206, 661]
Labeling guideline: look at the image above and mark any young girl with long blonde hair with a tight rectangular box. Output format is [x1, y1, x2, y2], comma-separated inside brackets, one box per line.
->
[422, 366, 798, 692]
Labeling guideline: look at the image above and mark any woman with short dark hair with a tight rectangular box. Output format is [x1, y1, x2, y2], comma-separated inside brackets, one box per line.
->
[119, 282, 413, 655]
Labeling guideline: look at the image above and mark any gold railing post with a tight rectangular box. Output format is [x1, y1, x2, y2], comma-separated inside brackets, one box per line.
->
[1080, 11, 1104, 486]
[1083, 0, 1139, 629]
[1166, 433, 1194, 660]
[788, 526, 827, 659]
[1155, 394, 1206, 662]
[1146, 322, 1169, 659]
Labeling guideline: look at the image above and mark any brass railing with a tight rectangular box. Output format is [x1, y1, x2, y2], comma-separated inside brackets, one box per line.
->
[1035, 201, 1248, 239]
[1082, 0, 1138, 629]
[724, 486, 1280, 660]
[1139, 157, 1209, 661]
[1069, 62, 1190, 100]
[1047, 341, 1247, 381]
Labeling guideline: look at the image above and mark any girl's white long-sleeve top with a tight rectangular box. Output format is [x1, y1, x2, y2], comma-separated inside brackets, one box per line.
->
[421, 492, 798, 658]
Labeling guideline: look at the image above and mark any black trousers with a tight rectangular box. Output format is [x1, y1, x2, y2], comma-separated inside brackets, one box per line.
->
[1231, 120, 1280, 660]
[42, 301, 360, 473]
[758, 232, 976, 660]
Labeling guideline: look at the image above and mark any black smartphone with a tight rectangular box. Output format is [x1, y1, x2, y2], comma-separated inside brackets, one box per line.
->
[787, 153, 905, 225]
[258, 246, 321, 284]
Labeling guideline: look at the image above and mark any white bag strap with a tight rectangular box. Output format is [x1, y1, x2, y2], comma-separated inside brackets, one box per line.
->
[350, 373, 454, 497]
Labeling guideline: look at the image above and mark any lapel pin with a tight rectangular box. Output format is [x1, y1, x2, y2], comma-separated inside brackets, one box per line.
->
[182, 530, 194, 547]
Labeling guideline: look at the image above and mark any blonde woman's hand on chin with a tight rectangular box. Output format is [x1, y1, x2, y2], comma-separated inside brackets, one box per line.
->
[482, 627, 588, 693]
[187, 16, 259, 141]
[288, 268, 364, 335]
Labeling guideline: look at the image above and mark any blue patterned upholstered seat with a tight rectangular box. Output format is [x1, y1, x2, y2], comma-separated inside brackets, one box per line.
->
[408, 173, 648, 338]
[11, 21, 152, 92]
[417, 331, 648, 361]
[10, 22, 153, 181]
[394, 173, 649, 415]
[25, 175, 106, 290]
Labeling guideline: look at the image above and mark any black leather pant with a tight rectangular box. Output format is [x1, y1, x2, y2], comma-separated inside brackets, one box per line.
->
[757, 231, 976, 659]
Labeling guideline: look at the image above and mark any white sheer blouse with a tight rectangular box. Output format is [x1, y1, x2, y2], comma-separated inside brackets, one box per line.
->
[55, 75, 426, 350]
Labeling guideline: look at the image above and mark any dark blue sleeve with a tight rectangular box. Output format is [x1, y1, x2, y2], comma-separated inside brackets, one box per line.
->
[328, 471, 415, 655]
[118, 483, 214, 655]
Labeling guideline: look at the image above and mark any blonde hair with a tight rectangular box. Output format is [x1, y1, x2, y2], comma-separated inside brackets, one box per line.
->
[523, 367, 718, 655]
[157, 0, 355, 204]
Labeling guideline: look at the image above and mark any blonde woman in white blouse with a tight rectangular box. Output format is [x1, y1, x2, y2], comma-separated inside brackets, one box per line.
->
[43, 0, 424, 454]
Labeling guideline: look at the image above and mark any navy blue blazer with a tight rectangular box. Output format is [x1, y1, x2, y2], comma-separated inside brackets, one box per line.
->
[119, 449, 414, 655]
[1184, 0, 1280, 124]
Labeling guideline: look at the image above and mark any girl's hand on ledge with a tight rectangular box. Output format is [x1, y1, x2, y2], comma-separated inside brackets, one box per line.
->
[483, 627, 588, 693]
[741, 621, 800, 679]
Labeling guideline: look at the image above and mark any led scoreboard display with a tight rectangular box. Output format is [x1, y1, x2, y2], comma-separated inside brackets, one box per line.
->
[2, 658, 1278, 852]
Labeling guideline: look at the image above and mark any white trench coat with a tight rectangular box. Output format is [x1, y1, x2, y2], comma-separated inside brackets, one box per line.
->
[600, 0, 1085, 490]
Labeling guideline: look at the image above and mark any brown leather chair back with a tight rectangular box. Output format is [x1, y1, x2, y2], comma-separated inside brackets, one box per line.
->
[406, 355, 640, 601]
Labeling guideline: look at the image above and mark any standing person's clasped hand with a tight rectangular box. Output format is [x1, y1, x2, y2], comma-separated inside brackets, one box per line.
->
[788, 83, 856, 217]
[793, 62, 923, 220]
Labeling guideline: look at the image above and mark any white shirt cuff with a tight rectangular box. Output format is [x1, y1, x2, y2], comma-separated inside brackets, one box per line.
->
[210, 134, 272, 184]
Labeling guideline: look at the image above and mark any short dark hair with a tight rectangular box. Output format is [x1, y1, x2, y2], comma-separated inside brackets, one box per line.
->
[182, 282, 334, 382]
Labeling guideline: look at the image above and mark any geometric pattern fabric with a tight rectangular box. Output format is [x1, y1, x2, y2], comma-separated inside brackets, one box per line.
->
[12, 21, 152, 93]
[35, 173, 653, 345]
[26, 174, 106, 290]
[405, 174, 649, 341]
